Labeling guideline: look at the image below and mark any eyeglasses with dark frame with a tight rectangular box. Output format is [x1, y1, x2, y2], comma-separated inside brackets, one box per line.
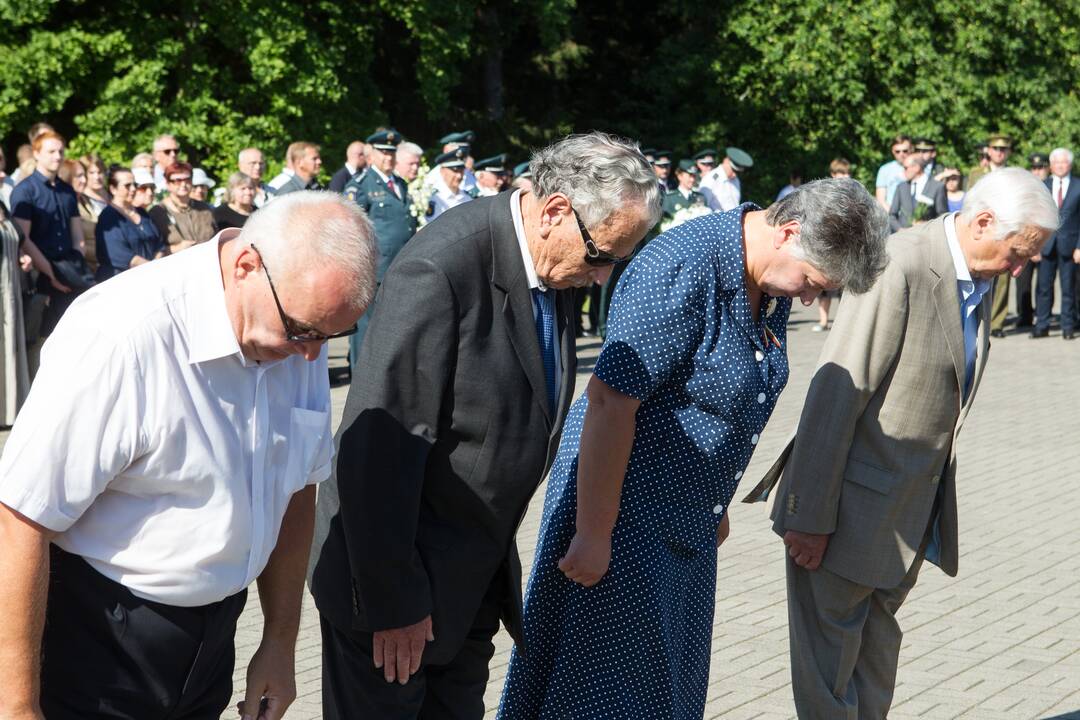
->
[571, 207, 634, 267]
[250, 244, 357, 342]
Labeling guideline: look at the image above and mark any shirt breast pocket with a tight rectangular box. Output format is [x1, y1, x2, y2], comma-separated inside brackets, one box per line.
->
[284, 407, 331, 493]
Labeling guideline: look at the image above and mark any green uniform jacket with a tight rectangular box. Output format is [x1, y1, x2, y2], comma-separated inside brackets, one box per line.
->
[345, 170, 418, 282]
[661, 188, 706, 218]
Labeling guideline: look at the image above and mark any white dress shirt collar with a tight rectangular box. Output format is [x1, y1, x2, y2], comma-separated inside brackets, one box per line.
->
[510, 189, 545, 291]
[944, 213, 973, 287]
[187, 230, 244, 365]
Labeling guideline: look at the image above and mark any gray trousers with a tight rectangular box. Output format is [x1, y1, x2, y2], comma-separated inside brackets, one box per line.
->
[785, 545, 927, 720]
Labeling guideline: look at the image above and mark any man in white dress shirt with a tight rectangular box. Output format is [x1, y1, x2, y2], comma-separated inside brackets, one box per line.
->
[699, 146, 754, 211]
[425, 147, 473, 222]
[0, 191, 377, 720]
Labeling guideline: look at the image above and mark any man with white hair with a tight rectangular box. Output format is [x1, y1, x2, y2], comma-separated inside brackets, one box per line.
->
[0, 192, 378, 720]
[394, 141, 423, 183]
[748, 167, 1058, 719]
[1033, 147, 1080, 339]
[310, 131, 660, 719]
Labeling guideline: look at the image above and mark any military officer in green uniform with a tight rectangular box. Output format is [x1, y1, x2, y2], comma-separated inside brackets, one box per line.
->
[662, 159, 707, 219]
[344, 128, 418, 366]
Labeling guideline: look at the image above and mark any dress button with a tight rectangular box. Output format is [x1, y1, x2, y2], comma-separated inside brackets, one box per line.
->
[757, 392, 766, 404]
[751, 433, 759, 445]
[712, 504, 724, 515]
[755, 350, 764, 362]
[735, 471, 743, 480]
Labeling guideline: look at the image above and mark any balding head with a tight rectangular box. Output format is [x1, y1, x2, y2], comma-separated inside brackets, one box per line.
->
[238, 147, 265, 181]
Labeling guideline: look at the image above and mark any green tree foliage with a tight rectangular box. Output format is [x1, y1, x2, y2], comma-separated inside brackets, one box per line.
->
[2, 0, 1078, 201]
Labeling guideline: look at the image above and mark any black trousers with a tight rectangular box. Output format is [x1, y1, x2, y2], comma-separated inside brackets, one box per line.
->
[41, 546, 247, 720]
[321, 582, 502, 720]
[1015, 261, 1036, 326]
[1036, 248, 1077, 332]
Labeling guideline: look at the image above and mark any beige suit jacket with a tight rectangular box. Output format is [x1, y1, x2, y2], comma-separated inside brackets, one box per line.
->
[745, 216, 993, 589]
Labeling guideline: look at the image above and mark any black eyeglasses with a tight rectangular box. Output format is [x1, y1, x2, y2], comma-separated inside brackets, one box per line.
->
[250, 244, 357, 342]
[572, 207, 634, 267]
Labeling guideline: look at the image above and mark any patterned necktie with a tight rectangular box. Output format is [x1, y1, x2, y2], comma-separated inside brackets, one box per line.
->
[531, 288, 557, 414]
[1057, 179, 1064, 209]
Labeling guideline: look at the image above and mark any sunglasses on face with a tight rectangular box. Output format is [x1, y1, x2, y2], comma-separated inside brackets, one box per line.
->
[118, 182, 135, 189]
[893, 148, 911, 155]
[250, 244, 357, 343]
[990, 145, 1010, 151]
[161, 148, 179, 155]
[571, 207, 635, 267]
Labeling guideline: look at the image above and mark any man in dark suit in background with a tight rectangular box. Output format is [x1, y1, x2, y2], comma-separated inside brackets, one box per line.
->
[889, 154, 947, 232]
[309, 131, 661, 720]
[1033, 147, 1080, 339]
[328, 140, 367, 193]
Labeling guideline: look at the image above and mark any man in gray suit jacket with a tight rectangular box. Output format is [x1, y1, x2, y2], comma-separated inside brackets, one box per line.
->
[889, 154, 948, 232]
[744, 168, 1057, 719]
[309, 132, 659, 720]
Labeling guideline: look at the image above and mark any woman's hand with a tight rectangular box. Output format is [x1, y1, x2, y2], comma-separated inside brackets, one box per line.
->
[716, 513, 730, 548]
[558, 529, 612, 587]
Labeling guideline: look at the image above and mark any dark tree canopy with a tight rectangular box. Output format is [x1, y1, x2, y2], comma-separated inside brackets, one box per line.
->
[3, 0, 1078, 203]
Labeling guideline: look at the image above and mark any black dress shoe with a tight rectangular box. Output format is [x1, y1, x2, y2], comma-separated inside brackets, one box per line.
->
[990, 329, 1006, 338]
[1064, 330, 1076, 340]
[1030, 328, 1050, 339]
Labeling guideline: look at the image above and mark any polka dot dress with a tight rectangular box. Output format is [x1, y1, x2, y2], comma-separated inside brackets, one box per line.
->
[497, 204, 792, 720]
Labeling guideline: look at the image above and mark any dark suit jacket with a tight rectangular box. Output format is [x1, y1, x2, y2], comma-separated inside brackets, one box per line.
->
[328, 165, 355, 193]
[1043, 175, 1080, 255]
[309, 193, 576, 664]
[889, 175, 947, 232]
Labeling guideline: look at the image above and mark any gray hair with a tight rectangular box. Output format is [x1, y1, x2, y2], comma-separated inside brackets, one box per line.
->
[529, 131, 662, 230]
[238, 147, 263, 164]
[1050, 147, 1073, 165]
[397, 141, 423, 158]
[766, 178, 890, 294]
[960, 167, 1059, 240]
[238, 191, 378, 312]
[225, 171, 257, 203]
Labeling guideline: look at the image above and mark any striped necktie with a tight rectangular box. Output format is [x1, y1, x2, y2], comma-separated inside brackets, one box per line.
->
[531, 288, 557, 414]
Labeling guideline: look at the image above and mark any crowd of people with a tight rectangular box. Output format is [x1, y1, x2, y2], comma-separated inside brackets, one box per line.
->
[0, 118, 1074, 720]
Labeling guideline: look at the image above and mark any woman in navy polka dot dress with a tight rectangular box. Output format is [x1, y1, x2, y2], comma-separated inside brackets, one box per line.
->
[498, 181, 890, 720]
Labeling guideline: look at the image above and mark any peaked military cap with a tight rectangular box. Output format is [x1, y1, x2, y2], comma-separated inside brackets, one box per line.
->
[366, 129, 402, 151]
[474, 154, 508, 173]
[439, 130, 476, 146]
[726, 146, 754, 172]
[693, 148, 719, 162]
[434, 147, 468, 168]
[652, 150, 673, 166]
[642, 147, 657, 157]
[677, 159, 700, 175]
[987, 134, 1013, 149]
[913, 137, 936, 151]
[1029, 152, 1049, 168]
[514, 161, 532, 179]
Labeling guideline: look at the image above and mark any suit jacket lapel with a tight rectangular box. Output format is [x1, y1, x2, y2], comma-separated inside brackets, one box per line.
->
[489, 196, 553, 424]
[957, 290, 993, 429]
[926, 219, 966, 404]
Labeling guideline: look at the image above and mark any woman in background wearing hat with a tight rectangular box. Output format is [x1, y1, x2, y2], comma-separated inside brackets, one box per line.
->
[148, 161, 217, 253]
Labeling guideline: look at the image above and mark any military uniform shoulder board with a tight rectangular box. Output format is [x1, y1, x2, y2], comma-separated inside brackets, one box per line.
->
[426, 199, 436, 217]
[466, 187, 479, 199]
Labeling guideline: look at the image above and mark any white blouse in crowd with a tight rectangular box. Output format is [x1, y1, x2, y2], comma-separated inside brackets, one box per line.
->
[0, 231, 333, 607]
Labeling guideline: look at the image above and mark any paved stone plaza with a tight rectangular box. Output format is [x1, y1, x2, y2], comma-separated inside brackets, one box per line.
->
[14, 299, 1067, 719]
[220, 301, 1080, 719]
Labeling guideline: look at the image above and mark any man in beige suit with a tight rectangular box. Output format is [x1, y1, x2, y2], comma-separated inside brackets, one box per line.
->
[744, 168, 1058, 719]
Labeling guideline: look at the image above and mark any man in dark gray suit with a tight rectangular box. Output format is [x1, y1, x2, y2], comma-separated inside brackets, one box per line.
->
[889, 154, 947, 231]
[309, 132, 660, 719]
[1033, 147, 1080, 339]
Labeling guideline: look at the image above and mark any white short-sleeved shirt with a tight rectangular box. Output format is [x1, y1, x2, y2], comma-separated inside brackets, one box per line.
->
[0, 231, 333, 607]
[699, 169, 741, 211]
